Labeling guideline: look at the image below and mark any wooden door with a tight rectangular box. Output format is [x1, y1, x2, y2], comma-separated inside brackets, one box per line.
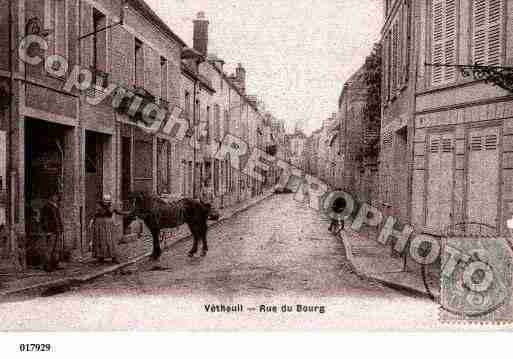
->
[467, 127, 500, 230]
[426, 132, 454, 232]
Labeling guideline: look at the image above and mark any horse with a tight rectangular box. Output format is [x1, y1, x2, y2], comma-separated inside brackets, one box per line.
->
[127, 192, 220, 259]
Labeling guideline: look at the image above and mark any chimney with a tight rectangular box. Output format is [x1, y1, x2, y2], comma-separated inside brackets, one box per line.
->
[193, 11, 209, 56]
[236, 63, 246, 92]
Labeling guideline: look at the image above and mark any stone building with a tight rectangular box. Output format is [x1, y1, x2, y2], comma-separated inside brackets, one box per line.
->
[180, 12, 273, 208]
[305, 128, 321, 177]
[381, 0, 513, 235]
[380, 0, 415, 224]
[0, 0, 186, 270]
[412, 0, 513, 235]
[286, 129, 307, 171]
[0, 1, 279, 271]
[337, 65, 379, 203]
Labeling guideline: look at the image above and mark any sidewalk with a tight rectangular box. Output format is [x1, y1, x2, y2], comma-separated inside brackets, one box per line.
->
[338, 226, 440, 299]
[0, 189, 275, 299]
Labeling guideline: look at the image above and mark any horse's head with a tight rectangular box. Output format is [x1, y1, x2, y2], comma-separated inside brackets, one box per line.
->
[202, 202, 220, 221]
[127, 191, 151, 220]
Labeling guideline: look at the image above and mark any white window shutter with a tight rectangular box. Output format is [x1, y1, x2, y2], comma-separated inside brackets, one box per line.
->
[392, 22, 399, 94]
[431, 0, 456, 85]
[444, 0, 456, 82]
[472, 0, 503, 66]
[488, 0, 502, 66]
[432, 0, 444, 85]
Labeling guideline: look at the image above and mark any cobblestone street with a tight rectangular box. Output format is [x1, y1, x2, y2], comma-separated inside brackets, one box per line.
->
[0, 194, 443, 330]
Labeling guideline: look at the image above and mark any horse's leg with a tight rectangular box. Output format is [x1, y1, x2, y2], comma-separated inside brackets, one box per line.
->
[188, 232, 198, 257]
[200, 225, 208, 257]
[151, 227, 161, 259]
[145, 216, 161, 260]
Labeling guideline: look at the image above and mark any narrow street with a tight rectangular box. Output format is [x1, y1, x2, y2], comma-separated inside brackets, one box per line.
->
[0, 194, 440, 330]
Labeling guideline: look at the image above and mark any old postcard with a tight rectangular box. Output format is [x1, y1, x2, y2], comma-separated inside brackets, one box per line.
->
[1, 0, 513, 337]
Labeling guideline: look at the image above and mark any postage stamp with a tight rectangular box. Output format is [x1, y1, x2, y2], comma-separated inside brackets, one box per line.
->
[440, 235, 513, 323]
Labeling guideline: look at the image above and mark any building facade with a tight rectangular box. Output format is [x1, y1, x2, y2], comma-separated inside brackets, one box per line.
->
[0, 1, 281, 271]
[0, 0, 186, 270]
[380, 0, 416, 224]
[412, 0, 513, 235]
[381, 0, 513, 235]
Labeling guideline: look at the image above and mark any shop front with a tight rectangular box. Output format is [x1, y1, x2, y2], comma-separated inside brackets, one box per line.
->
[24, 118, 74, 266]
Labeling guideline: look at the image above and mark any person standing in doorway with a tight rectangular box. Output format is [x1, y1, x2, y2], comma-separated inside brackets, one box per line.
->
[40, 191, 64, 272]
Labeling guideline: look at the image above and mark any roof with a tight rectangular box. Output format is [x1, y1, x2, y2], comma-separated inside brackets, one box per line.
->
[206, 59, 264, 117]
[181, 62, 216, 93]
[338, 64, 368, 108]
[128, 0, 187, 47]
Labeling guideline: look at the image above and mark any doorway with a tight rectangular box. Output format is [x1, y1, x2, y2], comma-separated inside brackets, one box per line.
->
[24, 119, 69, 266]
[85, 131, 107, 227]
[121, 136, 131, 208]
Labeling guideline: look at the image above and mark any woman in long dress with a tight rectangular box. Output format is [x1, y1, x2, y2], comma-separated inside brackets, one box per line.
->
[90, 194, 125, 264]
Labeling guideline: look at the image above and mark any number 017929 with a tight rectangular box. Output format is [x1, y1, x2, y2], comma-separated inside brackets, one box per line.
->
[19, 344, 52, 352]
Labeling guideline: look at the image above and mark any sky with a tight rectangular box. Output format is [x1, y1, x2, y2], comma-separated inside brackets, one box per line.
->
[144, 0, 383, 134]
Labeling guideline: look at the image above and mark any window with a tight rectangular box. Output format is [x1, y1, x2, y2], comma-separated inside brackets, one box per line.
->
[224, 109, 230, 136]
[472, 0, 503, 66]
[134, 38, 144, 87]
[383, 1, 411, 99]
[195, 100, 200, 125]
[160, 57, 168, 101]
[383, 32, 391, 102]
[431, 0, 457, 85]
[185, 91, 191, 120]
[44, 0, 67, 58]
[401, 0, 411, 84]
[134, 130, 153, 179]
[391, 20, 400, 93]
[157, 139, 169, 194]
[206, 105, 211, 143]
[214, 104, 221, 140]
[92, 8, 106, 72]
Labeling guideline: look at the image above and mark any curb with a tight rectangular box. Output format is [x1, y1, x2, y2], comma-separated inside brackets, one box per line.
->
[337, 230, 432, 299]
[0, 191, 275, 299]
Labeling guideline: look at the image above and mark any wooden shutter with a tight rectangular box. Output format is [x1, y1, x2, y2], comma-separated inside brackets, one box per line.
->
[392, 21, 399, 94]
[431, 0, 457, 85]
[402, 0, 411, 85]
[382, 33, 391, 102]
[472, 0, 503, 66]
[467, 126, 500, 230]
[426, 132, 454, 232]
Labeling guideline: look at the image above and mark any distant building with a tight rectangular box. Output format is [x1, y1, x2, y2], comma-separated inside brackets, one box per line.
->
[286, 129, 308, 171]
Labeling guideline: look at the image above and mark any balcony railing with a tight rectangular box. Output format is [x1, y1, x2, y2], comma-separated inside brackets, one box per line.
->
[85, 68, 110, 98]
